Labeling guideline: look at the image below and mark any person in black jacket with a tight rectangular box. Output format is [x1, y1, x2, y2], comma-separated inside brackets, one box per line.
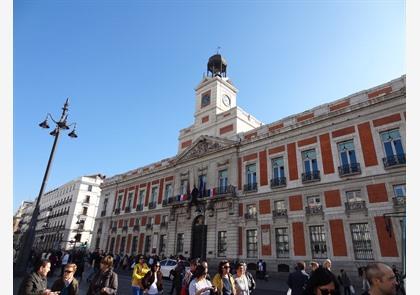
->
[287, 262, 309, 295]
[302, 267, 340, 295]
[18, 259, 58, 295]
[51, 263, 79, 295]
[142, 261, 164, 295]
[87, 255, 118, 295]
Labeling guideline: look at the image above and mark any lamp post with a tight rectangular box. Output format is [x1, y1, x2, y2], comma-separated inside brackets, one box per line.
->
[14, 98, 77, 276]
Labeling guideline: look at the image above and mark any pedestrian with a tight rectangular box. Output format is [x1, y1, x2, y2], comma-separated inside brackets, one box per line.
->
[51, 263, 79, 295]
[287, 261, 309, 295]
[132, 255, 150, 295]
[170, 259, 186, 295]
[86, 255, 118, 295]
[122, 254, 129, 270]
[391, 265, 405, 295]
[363, 263, 397, 295]
[322, 259, 340, 292]
[337, 269, 352, 295]
[212, 260, 236, 295]
[61, 251, 70, 276]
[256, 259, 267, 281]
[302, 267, 340, 295]
[18, 259, 58, 295]
[183, 258, 200, 295]
[244, 264, 255, 294]
[189, 265, 215, 295]
[308, 262, 319, 277]
[141, 261, 164, 295]
[234, 262, 250, 295]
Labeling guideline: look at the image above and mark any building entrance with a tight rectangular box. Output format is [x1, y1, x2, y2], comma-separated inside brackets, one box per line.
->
[191, 215, 207, 259]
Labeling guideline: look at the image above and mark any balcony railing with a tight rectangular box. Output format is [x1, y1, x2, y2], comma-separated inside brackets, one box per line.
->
[338, 163, 361, 176]
[272, 209, 288, 218]
[146, 223, 153, 230]
[270, 177, 287, 188]
[124, 206, 131, 213]
[243, 183, 258, 192]
[114, 208, 120, 215]
[148, 202, 157, 209]
[393, 196, 406, 207]
[214, 185, 236, 196]
[244, 212, 258, 220]
[162, 199, 168, 206]
[302, 171, 321, 183]
[136, 204, 143, 212]
[305, 205, 323, 216]
[122, 225, 128, 232]
[133, 224, 140, 232]
[383, 154, 406, 168]
[344, 200, 367, 213]
[100, 210, 106, 217]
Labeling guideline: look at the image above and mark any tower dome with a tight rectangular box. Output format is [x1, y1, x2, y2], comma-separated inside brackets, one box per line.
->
[207, 54, 227, 78]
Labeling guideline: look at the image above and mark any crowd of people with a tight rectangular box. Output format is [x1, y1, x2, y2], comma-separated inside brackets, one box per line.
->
[17, 249, 405, 295]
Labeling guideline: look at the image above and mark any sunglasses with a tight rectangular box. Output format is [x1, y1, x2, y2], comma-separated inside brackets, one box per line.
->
[319, 288, 337, 295]
[223, 266, 230, 269]
[64, 270, 73, 273]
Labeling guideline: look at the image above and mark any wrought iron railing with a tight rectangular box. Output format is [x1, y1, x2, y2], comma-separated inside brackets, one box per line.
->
[243, 183, 258, 192]
[302, 171, 321, 183]
[383, 154, 406, 168]
[272, 209, 288, 218]
[148, 202, 157, 209]
[338, 163, 361, 176]
[114, 208, 120, 215]
[305, 205, 323, 216]
[270, 177, 287, 188]
[392, 196, 406, 207]
[136, 204, 143, 212]
[345, 201, 367, 213]
[244, 212, 258, 220]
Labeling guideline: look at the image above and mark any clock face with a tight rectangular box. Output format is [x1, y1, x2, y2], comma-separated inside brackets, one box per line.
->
[222, 95, 231, 107]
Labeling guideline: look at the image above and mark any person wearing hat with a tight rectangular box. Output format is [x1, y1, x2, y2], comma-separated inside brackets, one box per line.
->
[132, 255, 150, 295]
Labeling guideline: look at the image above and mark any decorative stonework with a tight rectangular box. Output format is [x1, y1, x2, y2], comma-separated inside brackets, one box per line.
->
[182, 139, 223, 161]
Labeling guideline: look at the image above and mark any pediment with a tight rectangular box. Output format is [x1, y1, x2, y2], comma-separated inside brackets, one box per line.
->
[176, 135, 237, 163]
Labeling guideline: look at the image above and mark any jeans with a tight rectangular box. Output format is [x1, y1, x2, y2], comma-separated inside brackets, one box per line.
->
[132, 286, 144, 295]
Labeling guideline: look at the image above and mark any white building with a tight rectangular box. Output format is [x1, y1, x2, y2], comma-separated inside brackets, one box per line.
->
[13, 201, 34, 248]
[33, 174, 105, 251]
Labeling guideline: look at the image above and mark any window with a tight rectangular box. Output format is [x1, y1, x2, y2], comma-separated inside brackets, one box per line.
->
[135, 218, 140, 225]
[246, 204, 257, 218]
[132, 236, 138, 254]
[87, 185, 93, 192]
[246, 229, 258, 258]
[218, 169, 228, 190]
[123, 220, 128, 227]
[198, 175, 207, 195]
[274, 200, 286, 210]
[338, 140, 360, 175]
[150, 187, 158, 204]
[307, 196, 321, 207]
[117, 194, 123, 209]
[393, 184, 406, 197]
[201, 91, 211, 108]
[120, 236, 126, 254]
[147, 216, 154, 225]
[302, 149, 319, 180]
[84, 195, 90, 203]
[138, 190, 145, 207]
[275, 228, 289, 257]
[346, 190, 362, 202]
[144, 236, 151, 253]
[162, 215, 168, 224]
[218, 231, 227, 257]
[127, 192, 134, 208]
[180, 179, 189, 195]
[82, 207, 88, 215]
[380, 129, 405, 166]
[103, 198, 108, 210]
[350, 223, 374, 260]
[109, 238, 115, 253]
[271, 157, 285, 179]
[309, 225, 327, 258]
[159, 234, 167, 254]
[246, 164, 257, 185]
[176, 233, 184, 253]
[164, 184, 173, 201]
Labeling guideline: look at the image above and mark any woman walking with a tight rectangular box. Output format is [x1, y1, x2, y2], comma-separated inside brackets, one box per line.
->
[233, 263, 249, 295]
[189, 265, 215, 295]
[141, 261, 164, 295]
[132, 255, 150, 295]
[212, 260, 236, 295]
[86, 255, 118, 295]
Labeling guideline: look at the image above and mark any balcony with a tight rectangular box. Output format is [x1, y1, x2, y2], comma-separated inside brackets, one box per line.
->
[338, 163, 361, 177]
[344, 201, 367, 215]
[392, 196, 406, 208]
[146, 223, 153, 230]
[162, 199, 168, 207]
[122, 225, 128, 233]
[100, 210, 106, 217]
[148, 202, 157, 210]
[270, 177, 287, 188]
[383, 154, 406, 168]
[243, 183, 258, 193]
[133, 224, 140, 232]
[114, 208, 120, 215]
[136, 204, 143, 212]
[244, 212, 258, 220]
[124, 206, 131, 213]
[302, 171, 321, 183]
[272, 209, 288, 218]
[214, 185, 237, 197]
[305, 205, 323, 216]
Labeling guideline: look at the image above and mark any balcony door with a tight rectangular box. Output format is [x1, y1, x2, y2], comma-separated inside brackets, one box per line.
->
[191, 215, 207, 260]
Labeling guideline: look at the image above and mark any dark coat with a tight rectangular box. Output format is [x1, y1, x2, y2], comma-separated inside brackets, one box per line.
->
[51, 278, 79, 295]
[287, 270, 309, 295]
[18, 272, 48, 295]
[142, 270, 164, 292]
[86, 268, 118, 295]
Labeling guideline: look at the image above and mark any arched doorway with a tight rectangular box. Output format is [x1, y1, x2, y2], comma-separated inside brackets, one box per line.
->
[191, 215, 207, 259]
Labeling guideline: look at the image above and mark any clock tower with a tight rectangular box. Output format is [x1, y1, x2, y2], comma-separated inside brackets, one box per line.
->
[178, 53, 263, 153]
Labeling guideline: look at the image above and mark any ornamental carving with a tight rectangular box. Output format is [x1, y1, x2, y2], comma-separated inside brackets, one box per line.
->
[182, 140, 223, 161]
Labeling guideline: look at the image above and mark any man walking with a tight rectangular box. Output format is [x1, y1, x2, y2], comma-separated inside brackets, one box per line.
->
[338, 269, 352, 295]
[287, 261, 309, 295]
[363, 263, 397, 295]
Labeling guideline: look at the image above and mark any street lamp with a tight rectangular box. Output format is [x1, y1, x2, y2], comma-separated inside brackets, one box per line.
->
[14, 98, 78, 276]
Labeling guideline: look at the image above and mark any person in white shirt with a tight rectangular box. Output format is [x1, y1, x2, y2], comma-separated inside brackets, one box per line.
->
[142, 261, 163, 295]
[233, 263, 250, 295]
[189, 265, 216, 295]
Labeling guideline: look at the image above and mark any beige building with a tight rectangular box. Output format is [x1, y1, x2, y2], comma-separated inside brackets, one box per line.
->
[91, 54, 405, 274]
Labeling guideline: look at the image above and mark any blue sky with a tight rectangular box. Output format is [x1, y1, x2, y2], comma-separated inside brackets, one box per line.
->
[13, 0, 405, 211]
